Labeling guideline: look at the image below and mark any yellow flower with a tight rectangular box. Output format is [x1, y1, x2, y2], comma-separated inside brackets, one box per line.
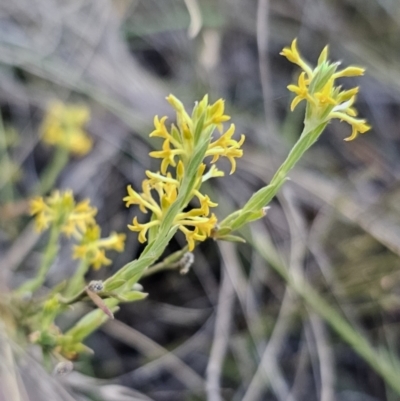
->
[280, 39, 313, 78]
[206, 124, 245, 173]
[72, 224, 126, 269]
[192, 193, 218, 215]
[330, 112, 371, 141]
[30, 190, 97, 237]
[202, 165, 225, 181]
[281, 39, 371, 141]
[205, 98, 231, 132]
[178, 213, 218, 251]
[314, 78, 337, 107]
[150, 116, 171, 140]
[287, 72, 314, 111]
[125, 95, 244, 251]
[124, 181, 164, 217]
[128, 217, 159, 244]
[125, 170, 218, 249]
[333, 67, 365, 79]
[149, 139, 185, 175]
[149, 95, 244, 173]
[41, 101, 92, 156]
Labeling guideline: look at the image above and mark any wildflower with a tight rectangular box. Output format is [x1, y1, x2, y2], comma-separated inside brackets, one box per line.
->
[205, 124, 245, 174]
[287, 72, 314, 111]
[125, 177, 217, 251]
[41, 101, 92, 156]
[30, 190, 97, 238]
[177, 213, 218, 251]
[124, 95, 244, 251]
[150, 95, 244, 172]
[281, 39, 371, 140]
[205, 98, 231, 132]
[73, 225, 126, 269]
[280, 38, 313, 78]
[149, 139, 185, 175]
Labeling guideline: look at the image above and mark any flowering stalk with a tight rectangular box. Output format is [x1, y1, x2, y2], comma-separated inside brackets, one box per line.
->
[20, 190, 125, 298]
[14, 39, 373, 368]
[105, 95, 244, 290]
[214, 39, 371, 239]
[35, 102, 92, 195]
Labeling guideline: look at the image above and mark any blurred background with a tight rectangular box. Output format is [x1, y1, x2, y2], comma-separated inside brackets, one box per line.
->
[1, 0, 400, 400]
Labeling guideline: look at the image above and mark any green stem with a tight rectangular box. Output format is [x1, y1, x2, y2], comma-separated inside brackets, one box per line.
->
[218, 121, 328, 233]
[0, 114, 15, 203]
[16, 225, 60, 294]
[103, 227, 178, 291]
[252, 233, 400, 395]
[64, 298, 120, 342]
[104, 132, 212, 291]
[64, 259, 90, 298]
[142, 246, 189, 278]
[35, 146, 70, 195]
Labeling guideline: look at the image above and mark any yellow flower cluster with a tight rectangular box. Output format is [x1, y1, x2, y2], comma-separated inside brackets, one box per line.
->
[281, 39, 371, 141]
[149, 96, 244, 174]
[30, 190, 125, 268]
[73, 225, 126, 270]
[124, 95, 245, 250]
[41, 101, 92, 156]
[30, 190, 96, 237]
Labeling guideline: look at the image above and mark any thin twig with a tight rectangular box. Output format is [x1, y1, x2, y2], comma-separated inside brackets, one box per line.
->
[242, 189, 306, 401]
[308, 313, 335, 401]
[102, 319, 206, 392]
[241, 286, 297, 401]
[206, 242, 236, 401]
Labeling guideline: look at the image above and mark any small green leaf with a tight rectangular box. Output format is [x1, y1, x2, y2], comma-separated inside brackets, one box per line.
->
[103, 279, 126, 292]
[66, 298, 119, 341]
[117, 291, 148, 302]
[218, 234, 246, 243]
[214, 226, 232, 237]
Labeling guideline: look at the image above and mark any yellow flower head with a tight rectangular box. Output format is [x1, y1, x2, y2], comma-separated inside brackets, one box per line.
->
[72, 224, 126, 269]
[41, 101, 92, 156]
[178, 213, 218, 251]
[206, 124, 245, 174]
[30, 190, 97, 238]
[281, 39, 371, 141]
[124, 95, 244, 250]
[149, 95, 244, 174]
[124, 173, 217, 250]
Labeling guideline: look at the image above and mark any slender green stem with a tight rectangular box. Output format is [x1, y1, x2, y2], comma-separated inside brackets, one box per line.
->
[59, 289, 87, 306]
[104, 135, 212, 290]
[0, 113, 15, 203]
[65, 298, 120, 342]
[251, 232, 400, 395]
[142, 246, 189, 277]
[64, 259, 90, 298]
[35, 146, 70, 195]
[218, 121, 328, 234]
[16, 225, 60, 294]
